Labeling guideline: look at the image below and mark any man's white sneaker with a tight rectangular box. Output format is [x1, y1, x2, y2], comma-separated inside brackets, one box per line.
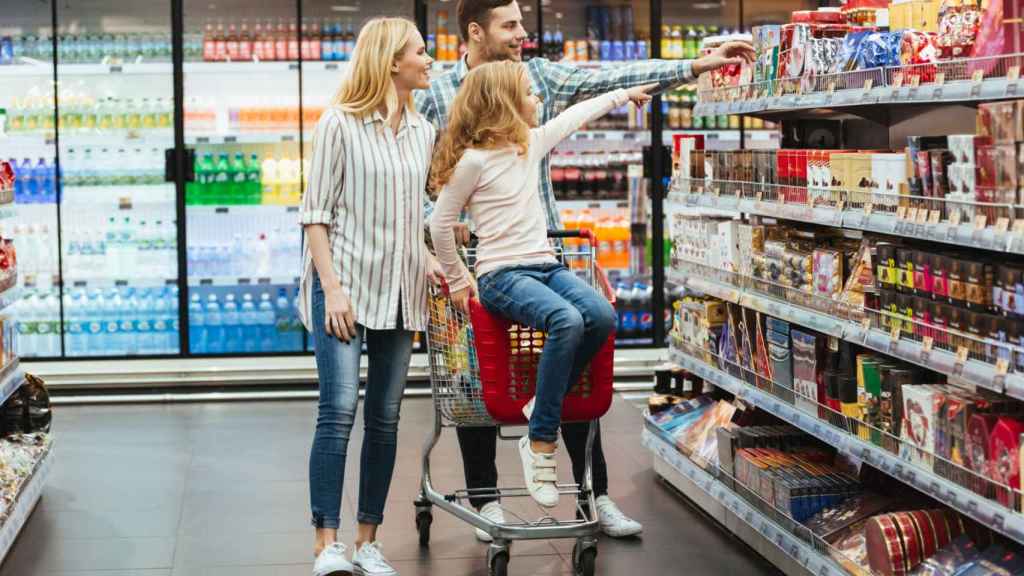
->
[474, 501, 506, 543]
[596, 496, 643, 538]
[519, 436, 559, 508]
[352, 542, 398, 576]
[313, 542, 354, 576]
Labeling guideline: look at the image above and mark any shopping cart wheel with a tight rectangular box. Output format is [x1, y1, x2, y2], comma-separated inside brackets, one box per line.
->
[489, 551, 509, 576]
[414, 500, 432, 547]
[572, 540, 598, 576]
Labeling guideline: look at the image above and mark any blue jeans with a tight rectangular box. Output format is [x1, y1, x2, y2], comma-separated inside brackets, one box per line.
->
[478, 263, 616, 443]
[309, 272, 413, 528]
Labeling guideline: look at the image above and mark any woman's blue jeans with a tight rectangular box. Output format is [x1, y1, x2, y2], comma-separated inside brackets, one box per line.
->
[309, 272, 413, 528]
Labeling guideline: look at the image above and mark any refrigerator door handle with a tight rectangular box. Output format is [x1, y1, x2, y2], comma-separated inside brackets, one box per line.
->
[166, 147, 196, 182]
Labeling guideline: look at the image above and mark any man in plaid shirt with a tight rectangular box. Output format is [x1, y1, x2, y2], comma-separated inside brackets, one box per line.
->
[417, 0, 754, 541]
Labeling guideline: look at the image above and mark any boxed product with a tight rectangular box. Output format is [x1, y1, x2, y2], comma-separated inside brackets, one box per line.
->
[715, 220, 741, 274]
[901, 384, 942, 468]
[792, 329, 823, 415]
[766, 318, 793, 393]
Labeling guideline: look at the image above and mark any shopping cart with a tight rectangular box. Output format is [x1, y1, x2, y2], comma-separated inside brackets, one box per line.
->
[414, 229, 616, 576]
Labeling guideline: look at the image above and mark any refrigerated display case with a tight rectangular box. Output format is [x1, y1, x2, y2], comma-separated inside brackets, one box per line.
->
[4, 0, 742, 360]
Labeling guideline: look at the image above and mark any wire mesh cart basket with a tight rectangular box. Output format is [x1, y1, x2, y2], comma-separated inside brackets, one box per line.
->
[415, 230, 616, 576]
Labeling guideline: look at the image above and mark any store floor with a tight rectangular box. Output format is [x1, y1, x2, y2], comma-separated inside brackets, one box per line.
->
[2, 392, 782, 576]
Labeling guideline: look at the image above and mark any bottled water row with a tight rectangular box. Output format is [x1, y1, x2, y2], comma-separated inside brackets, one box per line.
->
[63, 148, 167, 188]
[188, 288, 303, 354]
[15, 286, 181, 358]
[8, 158, 56, 205]
[187, 228, 299, 279]
[64, 217, 178, 281]
[6, 224, 58, 284]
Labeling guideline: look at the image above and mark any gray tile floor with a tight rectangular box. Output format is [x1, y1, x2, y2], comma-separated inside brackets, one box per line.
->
[2, 393, 782, 576]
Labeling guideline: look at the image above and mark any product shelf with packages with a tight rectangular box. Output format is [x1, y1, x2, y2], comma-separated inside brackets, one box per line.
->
[416, 230, 614, 576]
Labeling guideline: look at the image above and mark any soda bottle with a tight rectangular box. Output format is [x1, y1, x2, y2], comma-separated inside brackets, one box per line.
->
[261, 19, 276, 61]
[213, 20, 227, 62]
[343, 19, 356, 60]
[274, 19, 288, 62]
[230, 152, 247, 204]
[246, 153, 262, 204]
[288, 19, 300, 61]
[252, 20, 265, 61]
[321, 21, 335, 61]
[197, 152, 215, 205]
[332, 20, 345, 62]
[239, 19, 253, 61]
[213, 153, 230, 205]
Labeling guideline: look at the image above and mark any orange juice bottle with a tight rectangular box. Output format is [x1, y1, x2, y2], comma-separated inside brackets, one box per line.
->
[595, 217, 612, 269]
[612, 217, 631, 270]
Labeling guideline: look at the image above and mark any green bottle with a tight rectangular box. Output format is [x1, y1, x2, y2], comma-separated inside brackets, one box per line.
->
[246, 153, 262, 205]
[186, 154, 200, 205]
[197, 153, 215, 205]
[214, 153, 230, 206]
[231, 152, 247, 205]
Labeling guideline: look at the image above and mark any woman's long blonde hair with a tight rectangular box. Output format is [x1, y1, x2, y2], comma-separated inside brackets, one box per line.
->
[429, 61, 531, 194]
[332, 17, 417, 121]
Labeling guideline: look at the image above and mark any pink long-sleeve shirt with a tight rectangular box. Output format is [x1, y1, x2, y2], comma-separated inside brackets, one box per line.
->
[430, 89, 629, 292]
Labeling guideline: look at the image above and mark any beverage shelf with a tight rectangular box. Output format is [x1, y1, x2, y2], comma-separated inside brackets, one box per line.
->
[0, 285, 22, 313]
[667, 263, 1024, 400]
[642, 427, 848, 576]
[666, 343, 1024, 546]
[0, 443, 54, 564]
[189, 276, 300, 287]
[669, 183, 1024, 255]
[63, 277, 179, 289]
[187, 205, 299, 215]
[0, 60, 349, 78]
[556, 199, 628, 210]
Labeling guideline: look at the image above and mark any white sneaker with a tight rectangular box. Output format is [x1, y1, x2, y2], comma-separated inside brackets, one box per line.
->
[519, 436, 559, 508]
[474, 501, 506, 543]
[352, 542, 398, 576]
[596, 496, 643, 538]
[313, 542, 354, 576]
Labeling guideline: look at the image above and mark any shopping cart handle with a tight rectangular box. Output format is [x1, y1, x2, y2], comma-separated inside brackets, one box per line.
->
[548, 229, 596, 243]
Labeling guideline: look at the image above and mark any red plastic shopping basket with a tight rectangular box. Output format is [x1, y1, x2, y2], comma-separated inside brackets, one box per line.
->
[467, 230, 616, 425]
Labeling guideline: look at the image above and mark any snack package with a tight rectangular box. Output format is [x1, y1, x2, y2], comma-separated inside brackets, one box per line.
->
[936, 0, 981, 59]
[835, 30, 873, 73]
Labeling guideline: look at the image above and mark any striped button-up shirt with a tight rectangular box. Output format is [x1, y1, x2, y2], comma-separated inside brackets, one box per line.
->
[298, 106, 436, 332]
[415, 56, 695, 230]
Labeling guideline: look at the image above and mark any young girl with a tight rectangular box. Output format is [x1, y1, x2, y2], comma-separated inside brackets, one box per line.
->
[300, 17, 442, 576]
[429, 61, 654, 507]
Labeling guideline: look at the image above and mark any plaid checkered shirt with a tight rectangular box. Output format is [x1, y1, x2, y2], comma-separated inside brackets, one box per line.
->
[415, 56, 695, 231]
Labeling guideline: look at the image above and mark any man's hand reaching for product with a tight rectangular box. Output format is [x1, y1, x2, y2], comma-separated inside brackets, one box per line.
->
[692, 40, 756, 77]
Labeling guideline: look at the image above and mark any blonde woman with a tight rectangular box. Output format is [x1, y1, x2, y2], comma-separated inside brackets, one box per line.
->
[429, 61, 653, 508]
[298, 17, 442, 576]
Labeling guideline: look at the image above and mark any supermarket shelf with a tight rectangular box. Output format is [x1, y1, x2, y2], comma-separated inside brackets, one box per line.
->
[666, 344, 1024, 546]
[187, 204, 299, 215]
[666, 265, 1024, 399]
[189, 276, 300, 287]
[0, 285, 22, 313]
[0, 60, 349, 78]
[0, 443, 54, 563]
[0, 359, 24, 408]
[556, 199, 628, 210]
[189, 132, 307, 145]
[2, 131, 304, 148]
[668, 189, 1022, 254]
[694, 55, 1024, 120]
[643, 428, 845, 576]
[64, 277, 179, 289]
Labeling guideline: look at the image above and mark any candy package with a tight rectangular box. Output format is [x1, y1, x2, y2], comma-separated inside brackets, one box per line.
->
[936, 0, 981, 59]
[835, 30, 872, 73]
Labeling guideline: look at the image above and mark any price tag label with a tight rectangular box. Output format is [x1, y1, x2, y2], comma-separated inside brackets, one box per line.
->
[916, 208, 929, 224]
[971, 69, 985, 97]
[892, 72, 905, 89]
[934, 72, 946, 98]
[863, 78, 874, 94]
[996, 217, 1011, 233]
[975, 214, 988, 230]
[836, 200, 845, 212]
[897, 206, 909, 220]
[910, 74, 922, 88]
[922, 336, 934, 353]
[997, 358, 1010, 375]
[956, 346, 970, 364]
[908, 207, 920, 222]
[950, 209, 963, 226]
[1008, 65, 1021, 95]
[929, 210, 942, 225]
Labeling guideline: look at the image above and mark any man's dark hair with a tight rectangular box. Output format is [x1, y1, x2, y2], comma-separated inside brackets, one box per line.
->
[457, 0, 516, 41]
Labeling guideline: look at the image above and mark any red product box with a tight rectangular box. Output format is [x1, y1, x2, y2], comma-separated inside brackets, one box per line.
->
[970, 0, 1024, 60]
[777, 149, 791, 200]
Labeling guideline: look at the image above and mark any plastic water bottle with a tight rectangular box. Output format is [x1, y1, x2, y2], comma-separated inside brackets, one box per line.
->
[275, 288, 294, 351]
[20, 158, 35, 203]
[257, 292, 276, 352]
[44, 158, 56, 202]
[32, 158, 48, 203]
[121, 290, 138, 355]
[205, 294, 224, 354]
[134, 290, 154, 355]
[66, 290, 86, 356]
[189, 293, 207, 354]
[240, 293, 258, 352]
[15, 294, 38, 357]
[254, 233, 271, 276]
[636, 283, 654, 339]
[223, 293, 241, 352]
[153, 288, 171, 354]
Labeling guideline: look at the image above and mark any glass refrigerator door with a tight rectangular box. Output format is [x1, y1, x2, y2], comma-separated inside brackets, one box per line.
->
[52, 2, 181, 358]
[182, 0, 305, 355]
[2, 3, 61, 358]
[299, 0, 417, 353]
[540, 0, 658, 345]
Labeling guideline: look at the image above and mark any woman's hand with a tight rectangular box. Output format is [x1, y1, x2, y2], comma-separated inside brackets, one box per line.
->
[324, 286, 358, 342]
[453, 223, 472, 246]
[626, 83, 658, 107]
[426, 252, 446, 287]
[450, 281, 477, 315]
